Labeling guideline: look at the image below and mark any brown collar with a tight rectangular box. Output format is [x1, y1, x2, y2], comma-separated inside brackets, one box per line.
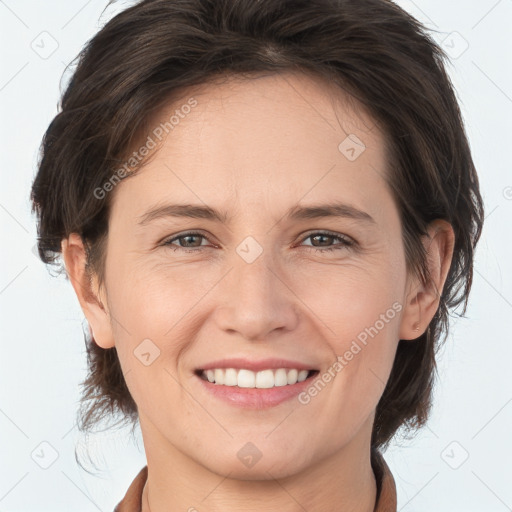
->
[114, 450, 397, 512]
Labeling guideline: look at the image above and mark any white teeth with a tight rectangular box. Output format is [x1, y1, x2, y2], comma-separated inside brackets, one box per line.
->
[255, 369, 274, 388]
[238, 369, 256, 388]
[200, 368, 313, 388]
[297, 370, 309, 382]
[224, 368, 238, 386]
[274, 368, 288, 386]
[214, 368, 224, 385]
[287, 368, 298, 384]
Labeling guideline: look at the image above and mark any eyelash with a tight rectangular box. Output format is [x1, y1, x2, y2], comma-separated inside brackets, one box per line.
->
[161, 230, 355, 253]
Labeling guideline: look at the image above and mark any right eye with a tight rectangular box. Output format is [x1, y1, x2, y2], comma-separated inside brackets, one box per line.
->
[161, 231, 213, 252]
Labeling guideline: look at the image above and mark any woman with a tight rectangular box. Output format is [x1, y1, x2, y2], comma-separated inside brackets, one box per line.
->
[30, 0, 484, 510]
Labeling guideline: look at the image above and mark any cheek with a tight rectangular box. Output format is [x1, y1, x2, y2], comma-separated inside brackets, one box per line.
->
[106, 255, 202, 331]
[104, 261, 214, 380]
[292, 253, 404, 339]
[293, 254, 404, 396]
[323, 296, 401, 404]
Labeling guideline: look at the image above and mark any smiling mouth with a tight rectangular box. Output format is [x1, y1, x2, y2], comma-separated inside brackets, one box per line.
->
[194, 368, 319, 388]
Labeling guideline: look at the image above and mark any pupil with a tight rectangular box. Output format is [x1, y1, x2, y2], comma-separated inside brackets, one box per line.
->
[185, 235, 199, 246]
[314, 235, 330, 246]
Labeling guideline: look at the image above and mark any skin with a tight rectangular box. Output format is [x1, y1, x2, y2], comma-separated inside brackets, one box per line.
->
[62, 71, 454, 512]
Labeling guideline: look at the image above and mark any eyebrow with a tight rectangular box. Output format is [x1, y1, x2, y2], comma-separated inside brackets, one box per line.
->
[137, 201, 376, 226]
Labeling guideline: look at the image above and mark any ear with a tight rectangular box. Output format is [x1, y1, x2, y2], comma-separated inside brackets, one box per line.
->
[399, 219, 455, 340]
[61, 233, 115, 349]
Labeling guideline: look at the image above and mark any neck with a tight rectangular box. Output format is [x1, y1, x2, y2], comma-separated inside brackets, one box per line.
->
[140, 415, 377, 512]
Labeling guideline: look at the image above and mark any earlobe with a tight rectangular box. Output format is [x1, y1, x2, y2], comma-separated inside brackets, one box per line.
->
[399, 219, 455, 341]
[399, 284, 422, 340]
[61, 233, 115, 349]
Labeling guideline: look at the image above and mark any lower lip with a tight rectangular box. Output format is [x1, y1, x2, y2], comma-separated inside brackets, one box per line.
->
[194, 371, 319, 409]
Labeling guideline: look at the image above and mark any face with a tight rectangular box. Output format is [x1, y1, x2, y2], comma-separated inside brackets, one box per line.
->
[84, 72, 417, 478]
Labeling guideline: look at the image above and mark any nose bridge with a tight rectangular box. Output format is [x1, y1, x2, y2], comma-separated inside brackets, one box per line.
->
[215, 237, 298, 339]
[234, 242, 274, 297]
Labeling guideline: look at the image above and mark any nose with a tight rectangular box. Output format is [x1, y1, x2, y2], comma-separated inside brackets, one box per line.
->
[213, 247, 300, 341]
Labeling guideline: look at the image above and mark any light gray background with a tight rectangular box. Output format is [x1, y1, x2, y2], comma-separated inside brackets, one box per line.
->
[1, 1, 511, 510]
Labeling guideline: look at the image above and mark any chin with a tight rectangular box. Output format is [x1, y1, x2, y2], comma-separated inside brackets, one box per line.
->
[202, 442, 313, 481]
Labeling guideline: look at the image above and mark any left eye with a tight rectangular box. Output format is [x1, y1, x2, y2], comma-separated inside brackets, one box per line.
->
[299, 232, 355, 252]
[162, 230, 355, 253]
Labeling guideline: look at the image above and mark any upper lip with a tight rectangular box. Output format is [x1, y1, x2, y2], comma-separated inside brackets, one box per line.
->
[200, 357, 316, 372]
[197, 358, 318, 372]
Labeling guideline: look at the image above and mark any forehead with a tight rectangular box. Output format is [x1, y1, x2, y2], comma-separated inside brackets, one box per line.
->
[160, 70, 380, 151]
[111, 71, 394, 228]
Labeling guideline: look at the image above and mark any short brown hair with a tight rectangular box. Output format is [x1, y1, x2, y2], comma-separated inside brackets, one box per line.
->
[30, 0, 484, 451]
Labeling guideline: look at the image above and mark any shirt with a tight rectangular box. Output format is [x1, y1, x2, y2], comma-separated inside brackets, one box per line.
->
[114, 448, 397, 512]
